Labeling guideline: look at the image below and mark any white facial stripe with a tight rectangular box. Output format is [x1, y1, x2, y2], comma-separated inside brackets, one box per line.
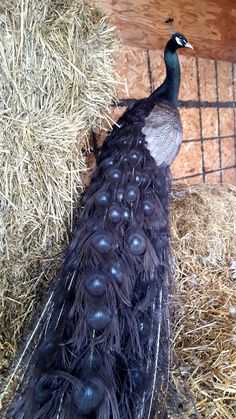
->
[175, 36, 183, 46]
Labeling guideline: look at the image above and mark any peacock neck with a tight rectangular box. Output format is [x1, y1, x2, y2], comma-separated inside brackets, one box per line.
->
[150, 41, 180, 107]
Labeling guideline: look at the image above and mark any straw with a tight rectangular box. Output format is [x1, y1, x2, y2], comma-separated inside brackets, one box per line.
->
[163, 184, 236, 419]
[0, 0, 118, 389]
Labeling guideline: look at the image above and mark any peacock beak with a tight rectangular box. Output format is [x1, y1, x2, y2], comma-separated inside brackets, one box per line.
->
[185, 42, 193, 49]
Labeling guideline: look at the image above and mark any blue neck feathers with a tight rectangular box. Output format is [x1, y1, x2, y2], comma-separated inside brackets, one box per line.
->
[150, 39, 180, 107]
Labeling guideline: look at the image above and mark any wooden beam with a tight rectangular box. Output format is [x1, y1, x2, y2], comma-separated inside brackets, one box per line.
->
[91, 0, 236, 62]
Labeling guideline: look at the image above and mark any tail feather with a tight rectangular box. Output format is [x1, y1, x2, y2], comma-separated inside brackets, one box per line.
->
[7, 126, 172, 418]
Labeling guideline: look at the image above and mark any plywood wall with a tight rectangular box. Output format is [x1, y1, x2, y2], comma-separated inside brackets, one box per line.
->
[90, 0, 236, 63]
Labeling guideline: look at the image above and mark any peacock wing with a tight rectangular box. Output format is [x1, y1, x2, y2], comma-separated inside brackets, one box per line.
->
[142, 101, 183, 167]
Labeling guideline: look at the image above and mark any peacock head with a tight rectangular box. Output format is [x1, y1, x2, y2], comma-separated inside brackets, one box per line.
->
[171, 32, 193, 50]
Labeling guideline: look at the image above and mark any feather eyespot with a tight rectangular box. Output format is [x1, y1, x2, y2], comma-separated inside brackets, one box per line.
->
[128, 149, 142, 164]
[34, 376, 53, 403]
[119, 138, 128, 148]
[125, 185, 139, 203]
[119, 155, 128, 167]
[108, 205, 123, 224]
[95, 191, 110, 207]
[109, 262, 124, 284]
[91, 232, 112, 254]
[143, 200, 155, 216]
[85, 271, 107, 297]
[102, 156, 114, 168]
[141, 172, 149, 185]
[128, 233, 146, 255]
[74, 378, 105, 415]
[123, 208, 130, 221]
[87, 309, 111, 330]
[116, 187, 124, 202]
[133, 172, 142, 184]
[107, 168, 122, 183]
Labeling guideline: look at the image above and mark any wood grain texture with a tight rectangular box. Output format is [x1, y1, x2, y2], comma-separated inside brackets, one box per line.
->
[90, 0, 236, 62]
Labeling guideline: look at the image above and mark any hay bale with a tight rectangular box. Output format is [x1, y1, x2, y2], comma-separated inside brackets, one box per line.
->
[0, 0, 118, 385]
[167, 184, 236, 419]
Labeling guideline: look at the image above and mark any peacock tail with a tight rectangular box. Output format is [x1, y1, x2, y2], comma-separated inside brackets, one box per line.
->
[7, 29, 194, 419]
[8, 102, 172, 419]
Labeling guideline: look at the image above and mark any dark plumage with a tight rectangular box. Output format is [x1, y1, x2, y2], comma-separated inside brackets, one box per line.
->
[8, 32, 192, 418]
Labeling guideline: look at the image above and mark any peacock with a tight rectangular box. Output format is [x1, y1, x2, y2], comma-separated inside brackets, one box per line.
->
[8, 31, 193, 419]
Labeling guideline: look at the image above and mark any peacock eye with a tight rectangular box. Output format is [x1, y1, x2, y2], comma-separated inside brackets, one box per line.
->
[95, 190, 110, 207]
[34, 377, 53, 403]
[116, 187, 124, 202]
[175, 36, 183, 46]
[109, 262, 124, 284]
[143, 200, 155, 216]
[74, 379, 105, 415]
[125, 185, 139, 203]
[128, 233, 146, 255]
[85, 271, 107, 297]
[107, 168, 122, 183]
[87, 309, 111, 330]
[91, 232, 113, 254]
[108, 205, 123, 223]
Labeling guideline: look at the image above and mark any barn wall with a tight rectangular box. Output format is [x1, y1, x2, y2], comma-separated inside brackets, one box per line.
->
[89, 0, 236, 63]
[110, 46, 236, 185]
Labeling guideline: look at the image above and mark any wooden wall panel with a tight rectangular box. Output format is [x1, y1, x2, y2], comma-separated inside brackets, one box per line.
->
[198, 59, 217, 102]
[91, 0, 236, 63]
